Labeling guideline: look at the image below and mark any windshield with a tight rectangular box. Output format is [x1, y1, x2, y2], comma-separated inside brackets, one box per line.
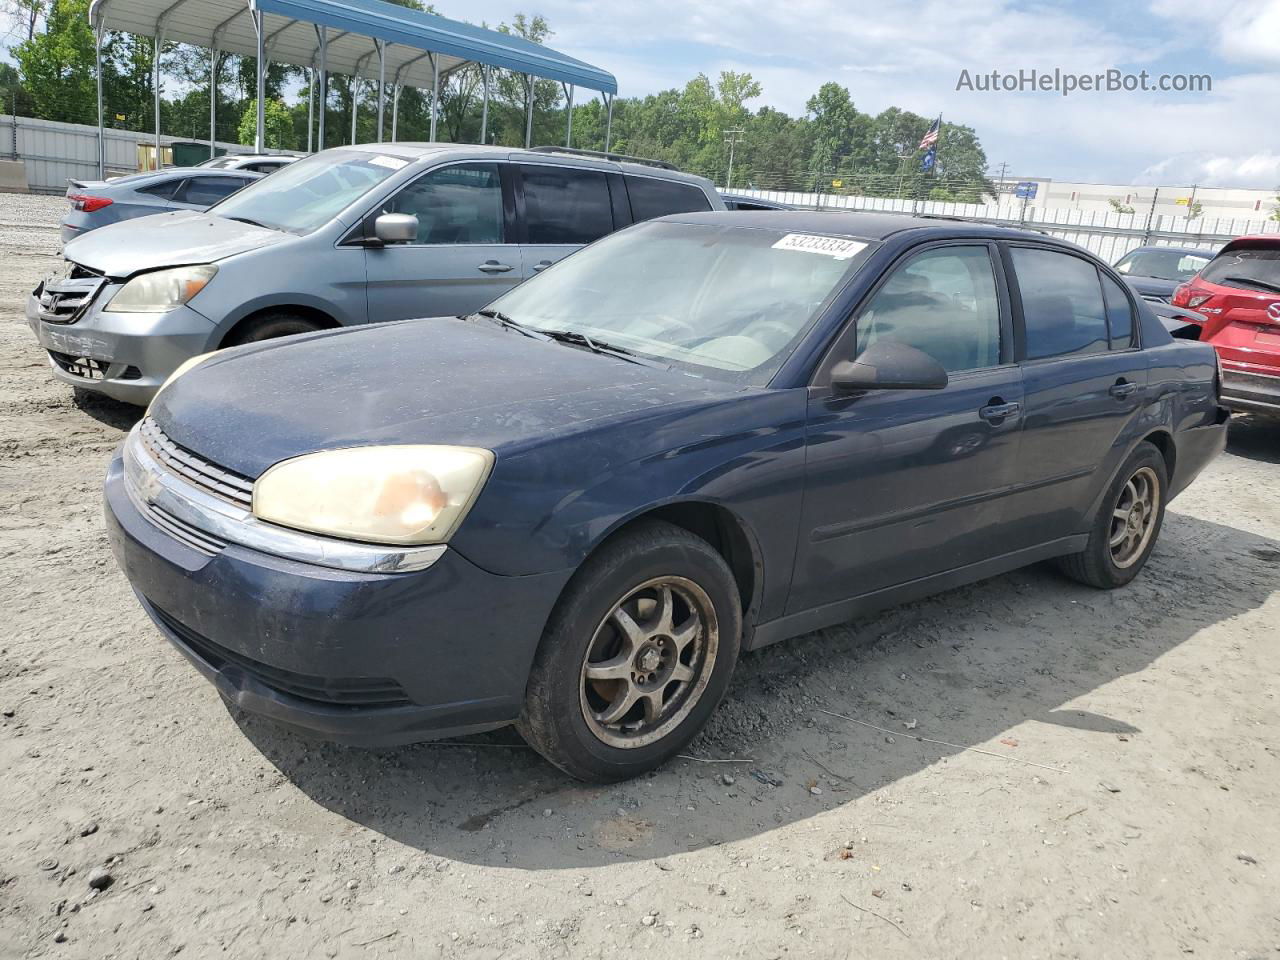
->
[485, 221, 873, 386]
[198, 157, 234, 169]
[1114, 248, 1209, 282]
[211, 149, 408, 234]
[1200, 245, 1280, 292]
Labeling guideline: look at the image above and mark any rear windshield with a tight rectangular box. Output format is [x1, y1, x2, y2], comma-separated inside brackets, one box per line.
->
[210, 149, 407, 234]
[1200, 245, 1280, 294]
[1114, 247, 1210, 282]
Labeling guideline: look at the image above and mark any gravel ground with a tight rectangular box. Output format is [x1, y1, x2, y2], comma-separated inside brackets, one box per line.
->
[1, 193, 1278, 959]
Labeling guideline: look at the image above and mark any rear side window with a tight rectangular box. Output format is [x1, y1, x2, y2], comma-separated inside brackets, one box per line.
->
[1100, 272, 1135, 349]
[138, 179, 181, 199]
[386, 163, 504, 244]
[626, 176, 713, 222]
[1011, 247, 1109, 360]
[520, 165, 613, 245]
[1199, 245, 1280, 292]
[178, 176, 247, 206]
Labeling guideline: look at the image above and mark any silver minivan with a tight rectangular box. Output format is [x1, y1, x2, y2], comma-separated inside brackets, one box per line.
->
[27, 144, 723, 404]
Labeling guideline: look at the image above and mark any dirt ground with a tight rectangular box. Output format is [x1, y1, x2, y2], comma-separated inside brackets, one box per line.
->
[1, 193, 1278, 960]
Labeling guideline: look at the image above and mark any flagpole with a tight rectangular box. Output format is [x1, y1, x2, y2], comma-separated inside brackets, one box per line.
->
[933, 113, 943, 177]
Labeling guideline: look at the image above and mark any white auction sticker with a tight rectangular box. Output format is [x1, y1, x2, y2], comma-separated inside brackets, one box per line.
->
[368, 155, 408, 171]
[772, 233, 867, 259]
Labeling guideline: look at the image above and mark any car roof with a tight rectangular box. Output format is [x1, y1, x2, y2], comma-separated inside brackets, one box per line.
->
[657, 209, 1066, 245]
[1219, 234, 1280, 252]
[1123, 244, 1213, 256]
[340, 142, 715, 188]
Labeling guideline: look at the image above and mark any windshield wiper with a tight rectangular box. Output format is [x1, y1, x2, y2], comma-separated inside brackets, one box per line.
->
[467, 308, 550, 340]
[225, 215, 272, 229]
[541, 329, 670, 368]
[1220, 274, 1280, 294]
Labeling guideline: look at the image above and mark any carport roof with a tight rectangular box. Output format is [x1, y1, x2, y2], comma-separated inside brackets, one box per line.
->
[89, 0, 618, 94]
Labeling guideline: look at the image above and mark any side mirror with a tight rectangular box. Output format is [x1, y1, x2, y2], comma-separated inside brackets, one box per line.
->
[830, 340, 949, 394]
[373, 213, 418, 245]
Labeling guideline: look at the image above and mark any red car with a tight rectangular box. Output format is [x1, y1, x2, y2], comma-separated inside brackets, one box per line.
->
[1172, 235, 1280, 417]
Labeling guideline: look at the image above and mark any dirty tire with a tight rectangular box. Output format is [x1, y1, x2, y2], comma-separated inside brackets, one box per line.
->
[517, 520, 742, 782]
[1056, 441, 1168, 589]
[224, 311, 324, 346]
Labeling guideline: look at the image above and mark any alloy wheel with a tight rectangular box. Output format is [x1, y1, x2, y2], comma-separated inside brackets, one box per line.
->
[579, 576, 719, 749]
[1109, 465, 1161, 569]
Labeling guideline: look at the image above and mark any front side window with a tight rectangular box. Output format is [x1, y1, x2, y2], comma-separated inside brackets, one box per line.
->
[386, 163, 504, 245]
[520, 165, 613, 245]
[212, 149, 407, 234]
[626, 176, 714, 222]
[1012, 247, 1110, 360]
[485, 221, 873, 386]
[1100, 272, 1135, 349]
[856, 245, 1002, 373]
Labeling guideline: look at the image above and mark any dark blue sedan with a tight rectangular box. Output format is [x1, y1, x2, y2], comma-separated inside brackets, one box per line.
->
[105, 212, 1228, 781]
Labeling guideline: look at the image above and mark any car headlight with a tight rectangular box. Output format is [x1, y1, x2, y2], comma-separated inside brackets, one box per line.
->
[107, 265, 217, 313]
[253, 445, 495, 546]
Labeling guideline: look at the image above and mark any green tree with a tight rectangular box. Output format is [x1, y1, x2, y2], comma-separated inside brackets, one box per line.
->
[238, 98, 296, 149]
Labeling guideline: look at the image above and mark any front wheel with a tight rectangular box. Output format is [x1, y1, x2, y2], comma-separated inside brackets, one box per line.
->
[1056, 441, 1168, 589]
[517, 521, 742, 782]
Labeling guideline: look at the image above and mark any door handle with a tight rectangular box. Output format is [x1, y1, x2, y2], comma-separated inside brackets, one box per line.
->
[1109, 379, 1138, 399]
[477, 260, 514, 274]
[979, 400, 1021, 423]
[532, 260, 554, 273]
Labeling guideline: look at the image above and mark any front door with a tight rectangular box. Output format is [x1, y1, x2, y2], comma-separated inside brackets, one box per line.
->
[791, 242, 1024, 613]
[364, 162, 523, 321]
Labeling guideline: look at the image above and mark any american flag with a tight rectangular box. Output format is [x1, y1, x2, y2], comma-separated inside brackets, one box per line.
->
[918, 116, 941, 150]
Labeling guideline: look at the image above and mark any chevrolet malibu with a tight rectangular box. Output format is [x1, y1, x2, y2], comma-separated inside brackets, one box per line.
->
[105, 212, 1228, 781]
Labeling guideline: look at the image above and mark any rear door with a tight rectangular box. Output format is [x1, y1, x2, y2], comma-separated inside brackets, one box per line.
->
[515, 163, 617, 277]
[791, 241, 1024, 612]
[362, 161, 523, 321]
[1000, 244, 1149, 548]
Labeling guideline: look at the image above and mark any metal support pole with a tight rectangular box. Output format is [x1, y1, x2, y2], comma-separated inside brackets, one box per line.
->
[153, 31, 163, 169]
[480, 65, 489, 144]
[209, 48, 219, 158]
[391, 85, 401, 141]
[95, 24, 105, 177]
[306, 65, 314, 153]
[316, 24, 327, 150]
[350, 75, 359, 145]
[253, 7, 265, 152]
[375, 40, 386, 143]
[429, 54, 439, 141]
[564, 83, 574, 147]
[604, 94, 613, 153]
[524, 75, 533, 148]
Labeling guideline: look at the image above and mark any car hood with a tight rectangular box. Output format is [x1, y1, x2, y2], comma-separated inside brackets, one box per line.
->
[153, 316, 740, 479]
[1121, 275, 1179, 299]
[64, 210, 284, 279]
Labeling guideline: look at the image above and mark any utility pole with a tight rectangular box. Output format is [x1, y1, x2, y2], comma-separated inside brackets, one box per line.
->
[723, 128, 744, 190]
[993, 161, 1008, 200]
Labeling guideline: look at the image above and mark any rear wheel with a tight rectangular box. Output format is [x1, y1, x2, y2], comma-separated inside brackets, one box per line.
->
[517, 521, 741, 782]
[224, 311, 325, 346]
[1056, 441, 1168, 589]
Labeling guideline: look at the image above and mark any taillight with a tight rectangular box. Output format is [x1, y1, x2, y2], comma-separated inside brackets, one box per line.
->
[68, 194, 113, 213]
[1172, 282, 1211, 309]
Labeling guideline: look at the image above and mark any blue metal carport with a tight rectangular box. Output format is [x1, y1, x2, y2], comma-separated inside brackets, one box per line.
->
[87, 0, 618, 175]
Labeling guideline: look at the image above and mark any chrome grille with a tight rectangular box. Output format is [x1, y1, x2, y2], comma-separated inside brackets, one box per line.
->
[140, 501, 228, 556]
[139, 417, 254, 510]
[36, 263, 106, 324]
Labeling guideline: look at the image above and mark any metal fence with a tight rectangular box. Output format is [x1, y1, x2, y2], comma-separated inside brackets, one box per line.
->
[0, 115, 248, 194]
[730, 187, 1280, 262]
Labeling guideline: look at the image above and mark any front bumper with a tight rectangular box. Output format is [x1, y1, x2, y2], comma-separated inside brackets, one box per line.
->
[104, 443, 573, 747]
[26, 290, 217, 405]
[1220, 368, 1280, 417]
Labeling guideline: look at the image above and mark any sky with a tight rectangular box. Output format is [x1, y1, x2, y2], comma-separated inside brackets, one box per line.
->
[4, 0, 1277, 188]
[452, 0, 1280, 188]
